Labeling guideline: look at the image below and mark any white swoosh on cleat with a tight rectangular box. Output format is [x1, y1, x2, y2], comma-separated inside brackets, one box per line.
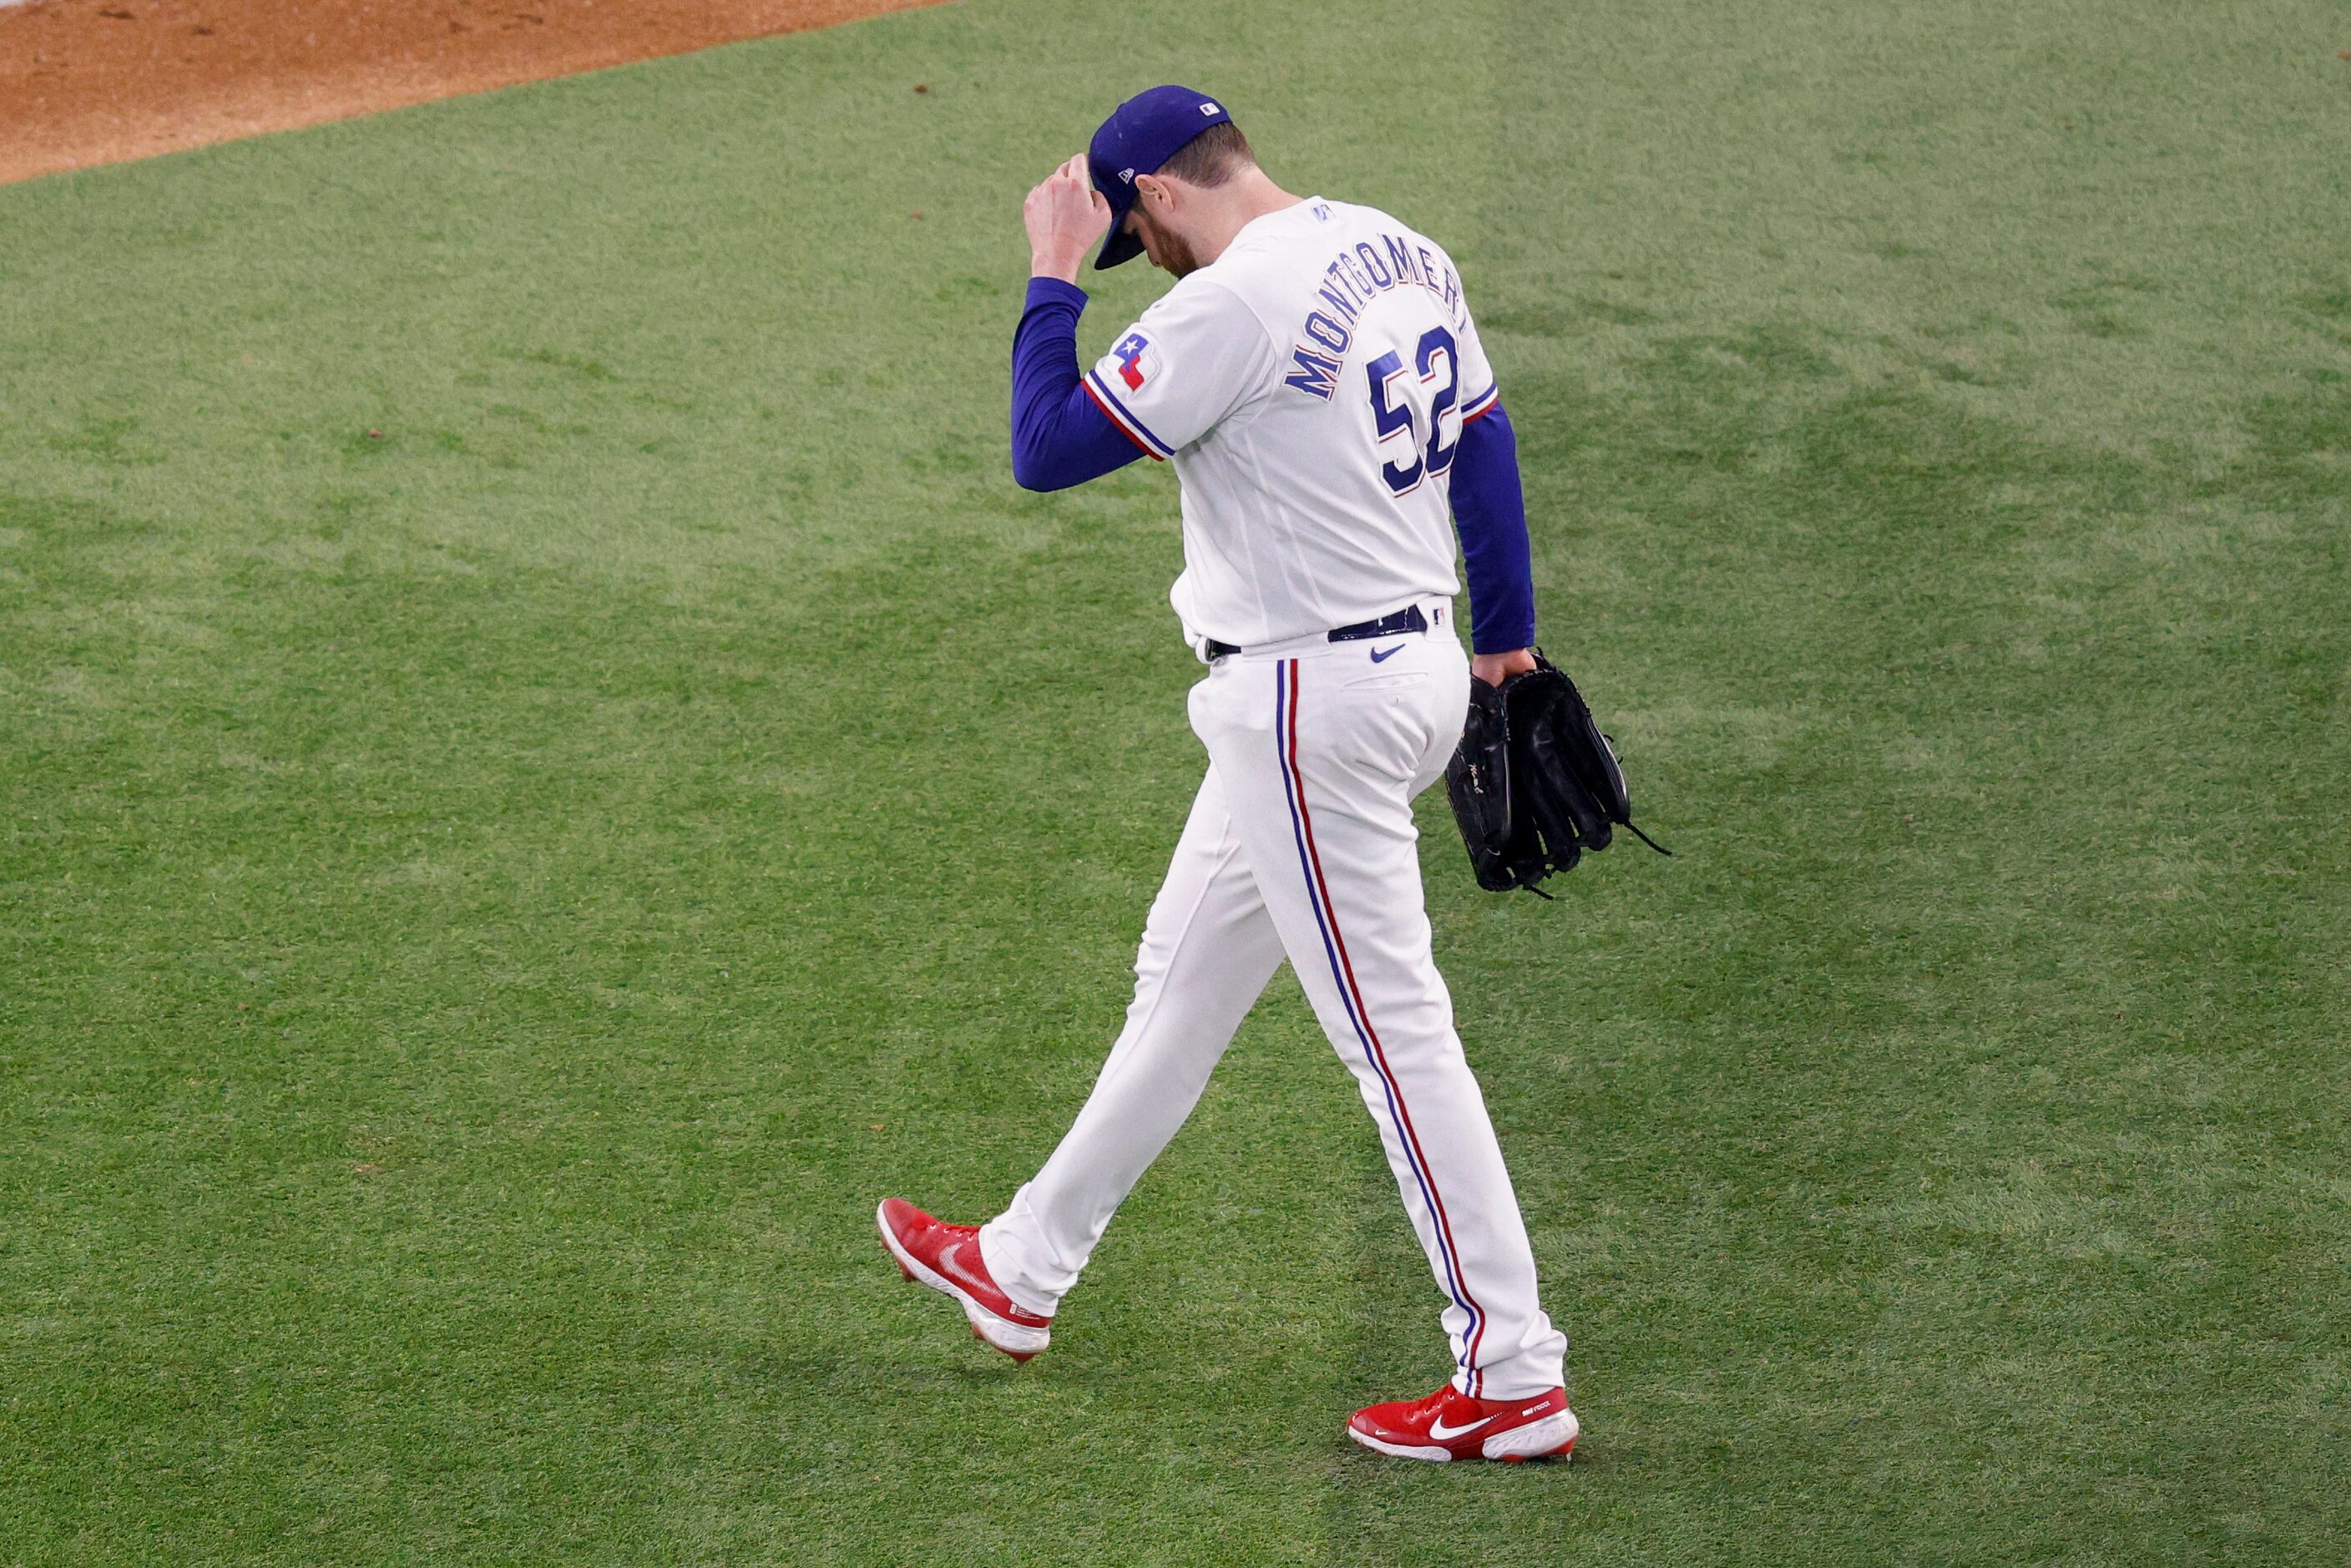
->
[1428, 1414, 1497, 1441]
[937, 1242, 990, 1293]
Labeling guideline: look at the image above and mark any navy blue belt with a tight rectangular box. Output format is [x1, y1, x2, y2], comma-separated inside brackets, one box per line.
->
[1204, 604, 1428, 661]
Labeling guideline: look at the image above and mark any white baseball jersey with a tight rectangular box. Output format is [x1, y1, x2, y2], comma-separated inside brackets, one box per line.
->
[1081, 197, 1499, 649]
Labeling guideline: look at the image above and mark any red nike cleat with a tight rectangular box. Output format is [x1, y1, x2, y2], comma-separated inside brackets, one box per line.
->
[875, 1197, 1051, 1363]
[1347, 1383, 1579, 1463]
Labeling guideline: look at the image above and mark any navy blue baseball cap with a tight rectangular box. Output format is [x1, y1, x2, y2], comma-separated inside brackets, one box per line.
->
[1087, 85, 1235, 270]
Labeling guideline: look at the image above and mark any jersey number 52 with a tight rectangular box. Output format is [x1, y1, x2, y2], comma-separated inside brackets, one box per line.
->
[1365, 326, 1458, 498]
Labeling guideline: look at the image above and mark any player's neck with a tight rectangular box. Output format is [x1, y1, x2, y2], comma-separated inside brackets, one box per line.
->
[1192, 168, 1302, 268]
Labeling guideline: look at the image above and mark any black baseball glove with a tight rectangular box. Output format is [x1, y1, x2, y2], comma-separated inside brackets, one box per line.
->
[1445, 651, 1669, 895]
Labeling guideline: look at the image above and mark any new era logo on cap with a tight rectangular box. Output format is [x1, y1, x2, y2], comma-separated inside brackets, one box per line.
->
[1119, 167, 1134, 182]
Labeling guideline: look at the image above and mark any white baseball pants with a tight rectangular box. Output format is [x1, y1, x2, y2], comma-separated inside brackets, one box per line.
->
[979, 602, 1567, 1400]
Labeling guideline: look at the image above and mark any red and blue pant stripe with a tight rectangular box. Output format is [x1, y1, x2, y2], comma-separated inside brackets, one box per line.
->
[1272, 657, 1489, 1394]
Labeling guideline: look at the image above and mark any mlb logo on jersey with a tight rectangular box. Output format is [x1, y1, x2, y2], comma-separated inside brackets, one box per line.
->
[1112, 331, 1162, 391]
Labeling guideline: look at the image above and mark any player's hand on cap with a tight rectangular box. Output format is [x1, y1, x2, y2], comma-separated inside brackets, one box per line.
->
[1024, 154, 1110, 286]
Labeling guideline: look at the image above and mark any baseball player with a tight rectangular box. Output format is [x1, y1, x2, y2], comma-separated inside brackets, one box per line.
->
[879, 86, 1576, 1463]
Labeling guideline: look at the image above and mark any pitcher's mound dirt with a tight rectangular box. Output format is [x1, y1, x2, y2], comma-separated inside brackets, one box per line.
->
[0, 0, 945, 187]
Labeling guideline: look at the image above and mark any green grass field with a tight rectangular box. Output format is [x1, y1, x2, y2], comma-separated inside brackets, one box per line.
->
[4, 1, 2348, 1561]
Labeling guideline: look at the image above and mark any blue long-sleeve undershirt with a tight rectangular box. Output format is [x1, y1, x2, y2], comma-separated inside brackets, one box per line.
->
[1449, 402, 1538, 654]
[1006, 275, 1536, 652]
[1009, 277, 1145, 492]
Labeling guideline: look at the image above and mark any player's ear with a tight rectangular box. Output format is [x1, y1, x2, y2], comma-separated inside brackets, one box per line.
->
[1134, 172, 1176, 213]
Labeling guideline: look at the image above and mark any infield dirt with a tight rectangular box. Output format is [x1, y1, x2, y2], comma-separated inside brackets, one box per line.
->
[0, 0, 944, 185]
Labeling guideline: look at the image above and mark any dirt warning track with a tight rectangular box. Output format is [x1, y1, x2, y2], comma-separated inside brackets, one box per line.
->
[0, 0, 946, 186]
